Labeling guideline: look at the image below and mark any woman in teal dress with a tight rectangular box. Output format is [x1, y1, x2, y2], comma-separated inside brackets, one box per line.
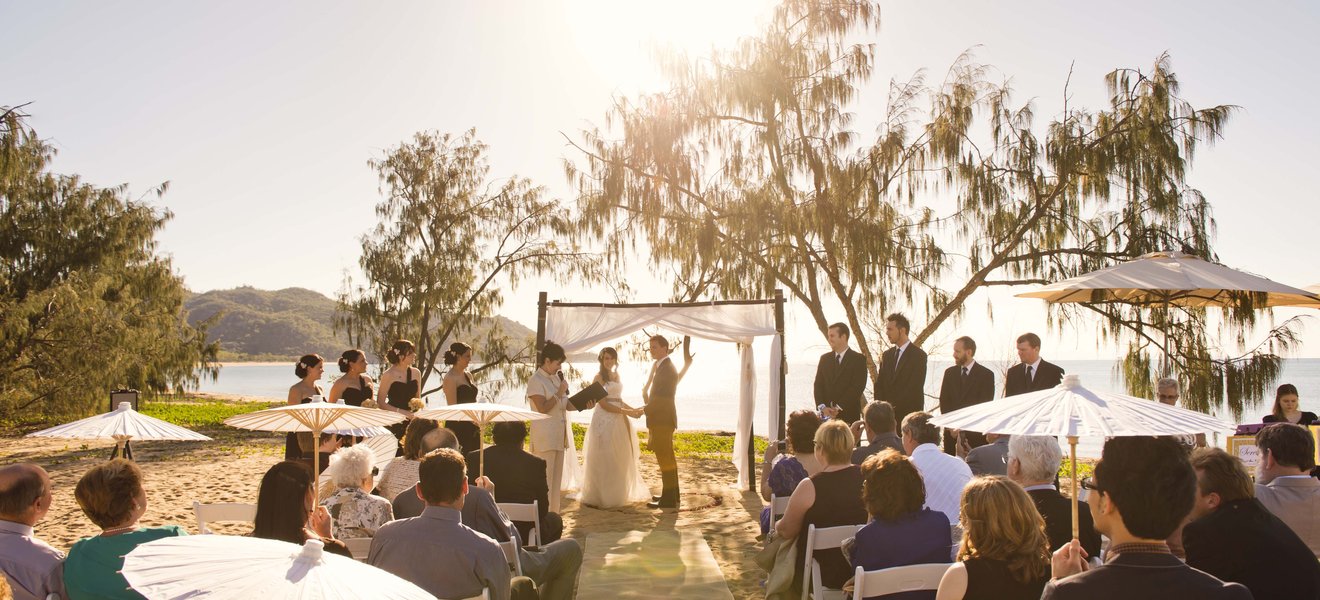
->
[64, 459, 186, 600]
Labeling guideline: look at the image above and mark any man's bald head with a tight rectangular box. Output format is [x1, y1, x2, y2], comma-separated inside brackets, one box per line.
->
[0, 463, 52, 525]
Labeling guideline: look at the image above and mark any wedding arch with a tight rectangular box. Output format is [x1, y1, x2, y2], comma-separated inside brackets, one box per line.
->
[536, 291, 787, 491]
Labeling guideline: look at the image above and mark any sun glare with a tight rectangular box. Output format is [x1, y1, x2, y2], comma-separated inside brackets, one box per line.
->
[565, 0, 775, 84]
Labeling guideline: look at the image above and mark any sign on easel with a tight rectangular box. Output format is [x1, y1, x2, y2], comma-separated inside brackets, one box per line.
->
[1227, 435, 1261, 472]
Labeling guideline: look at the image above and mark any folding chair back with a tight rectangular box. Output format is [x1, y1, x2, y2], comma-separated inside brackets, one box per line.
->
[192, 501, 258, 535]
[801, 524, 864, 600]
[500, 539, 523, 576]
[342, 537, 372, 561]
[770, 494, 791, 528]
[851, 563, 950, 598]
[497, 500, 542, 546]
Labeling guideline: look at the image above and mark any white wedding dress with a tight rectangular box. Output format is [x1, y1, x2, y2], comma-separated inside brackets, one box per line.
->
[580, 379, 650, 508]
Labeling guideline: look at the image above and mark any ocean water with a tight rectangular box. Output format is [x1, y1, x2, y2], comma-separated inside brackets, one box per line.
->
[196, 357, 1320, 457]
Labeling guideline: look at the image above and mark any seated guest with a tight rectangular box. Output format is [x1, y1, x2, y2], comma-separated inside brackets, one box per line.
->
[1044, 437, 1251, 599]
[760, 410, 823, 534]
[64, 459, 187, 600]
[467, 421, 563, 544]
[1262, 383, 1318, 426]
[1006, 435, 1100, 557]
[1182, 448, 1320, 599]
[849, 450, 952, 600]
[1253, 423, 1320, 556]
[392, 427, 461, 519]
[251, 461, 351, 557]
[964, 433, 1009, 476]
[377, 418, 441, 502]
[775, 420, 868, 594]
[851, 401, 904, 465]
[936, 476, 1050, 600]
[0, 464, 64, 600]
[902, 412, 972, 525]
[321, 445, 393, 538]
[370, 448, 536, 600]
[297, 432, 343, 475]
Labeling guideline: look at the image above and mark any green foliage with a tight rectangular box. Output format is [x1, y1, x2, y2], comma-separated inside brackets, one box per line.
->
[138, 397, 279, 429]
[185, 287, 349, 360]
[337, 130, 603, 397]
[572, 422, 769, 458]
[0, 107, 219, 422]
[567, 0, 1275, 419]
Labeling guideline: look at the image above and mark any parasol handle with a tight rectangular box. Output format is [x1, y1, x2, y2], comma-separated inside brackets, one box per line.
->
[1069, 435, 1079, 540]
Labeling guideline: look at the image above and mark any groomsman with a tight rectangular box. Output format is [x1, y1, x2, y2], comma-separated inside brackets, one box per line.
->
[937, 336, 994, 454]
[1004, 332, 1064, 397]
[814, 322, 869, 425]
[874, 313, 928, 427]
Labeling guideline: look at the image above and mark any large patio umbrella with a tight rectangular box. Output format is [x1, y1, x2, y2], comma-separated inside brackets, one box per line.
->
[224, 398, 405, 479]
[122, 536, 435, 599]
[26, 402, 210, 459]
[415, 402, 547, 479]
[1015, 251, 1320, 308]
[930, 375, 1234, 538]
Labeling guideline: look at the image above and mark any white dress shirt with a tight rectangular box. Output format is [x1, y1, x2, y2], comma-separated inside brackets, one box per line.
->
[908, 443, 973, 524]
[0, 519, 64, 600]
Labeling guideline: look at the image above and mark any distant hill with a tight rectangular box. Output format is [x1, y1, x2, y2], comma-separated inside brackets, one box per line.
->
[184, 287, 537, 361]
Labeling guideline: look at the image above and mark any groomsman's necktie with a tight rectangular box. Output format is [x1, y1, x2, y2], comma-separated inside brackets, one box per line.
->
[1027, 365, 1034, 382]
[837, 353, 843, 364]
[962, 366, 969, 378]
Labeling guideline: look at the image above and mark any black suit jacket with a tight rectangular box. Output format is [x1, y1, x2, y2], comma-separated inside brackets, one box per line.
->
[874, 343, 927, 423]
[938, 362, 994, 414]
[465, 444, 549, 532]
[1004, 359, 1065, 397]
[1040, 551, 1252, 600]
[814, 348, 868, 424]
[644, 356, 678, 430]
[1028, 488, 1101, 558]
[1183, 497, 1320, 600]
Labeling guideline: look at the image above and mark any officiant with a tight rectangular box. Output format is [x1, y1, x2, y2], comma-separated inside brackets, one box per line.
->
[526, 341, 575, 513]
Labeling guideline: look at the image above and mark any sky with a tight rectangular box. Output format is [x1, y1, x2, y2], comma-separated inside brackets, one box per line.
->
[4, 0, 1319, 364]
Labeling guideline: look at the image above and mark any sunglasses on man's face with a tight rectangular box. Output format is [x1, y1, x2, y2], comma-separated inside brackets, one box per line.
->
[1080, 477, 1104, 494]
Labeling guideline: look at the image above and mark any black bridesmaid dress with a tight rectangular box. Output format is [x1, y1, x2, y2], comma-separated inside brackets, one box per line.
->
[448, 374, 481, 454]
[341, 375, 374, 407]
[385, 369, 419, 455]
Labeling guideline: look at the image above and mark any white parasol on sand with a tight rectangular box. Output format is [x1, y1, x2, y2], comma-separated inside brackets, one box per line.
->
[930, 375, 1234, 538]
[26, 402, 210, 458]
[415, 402, 547, 478]
[122, 536, 435, 600]
[224, 398, 405, 478]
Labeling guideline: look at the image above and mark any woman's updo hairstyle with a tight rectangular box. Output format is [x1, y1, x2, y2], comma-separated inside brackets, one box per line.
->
[294, 354, 323, 378]
[337, 349, 365, 373]
[443, 342, 472, 366]
[386, 340, 416, 365]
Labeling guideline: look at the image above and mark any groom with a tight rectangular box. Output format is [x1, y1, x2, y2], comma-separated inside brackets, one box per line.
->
[643, 335, 680, 509]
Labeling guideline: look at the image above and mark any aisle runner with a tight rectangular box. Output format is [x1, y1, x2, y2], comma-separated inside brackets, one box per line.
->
[577, 529, 734, 599]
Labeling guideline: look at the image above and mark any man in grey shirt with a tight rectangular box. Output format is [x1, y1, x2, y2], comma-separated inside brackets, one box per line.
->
[964, 433, 1010, 476]
[369, 449, 535, 600]
[0, 463, 64, 600]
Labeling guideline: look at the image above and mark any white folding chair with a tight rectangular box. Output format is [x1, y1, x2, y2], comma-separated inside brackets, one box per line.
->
[342, 537, 372, 561]
[802, 524, 865, 600]
[851, 563, 950, 599]
[497, 501, 542, 547]
[770, 494, 791, 528]
[192, 501, 257, 534]
[500, 539, 523, 576]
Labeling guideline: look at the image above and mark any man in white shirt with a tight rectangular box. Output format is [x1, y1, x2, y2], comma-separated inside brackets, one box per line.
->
[1253, 423, 1320, 557]
[901, 412, 971, 524]
[0, 463, 63, 600]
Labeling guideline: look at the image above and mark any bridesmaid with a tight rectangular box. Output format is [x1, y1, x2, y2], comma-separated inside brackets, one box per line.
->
[376, 340, 421, 453]
[286, 354, 325, 459]
[441, 342, 481, 454]
[330, 349, 375, 407]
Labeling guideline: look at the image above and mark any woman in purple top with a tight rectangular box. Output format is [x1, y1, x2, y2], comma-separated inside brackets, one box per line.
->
[849, 449, 953, 600]
[759, 410, 823, 533]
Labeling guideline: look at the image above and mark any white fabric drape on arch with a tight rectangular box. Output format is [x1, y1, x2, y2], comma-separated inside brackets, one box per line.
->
[545, 302, 782, 490]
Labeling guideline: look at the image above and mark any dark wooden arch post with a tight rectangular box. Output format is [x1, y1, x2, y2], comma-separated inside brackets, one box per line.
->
[535, 291, 548, 360]
[775, 288, 786, 440]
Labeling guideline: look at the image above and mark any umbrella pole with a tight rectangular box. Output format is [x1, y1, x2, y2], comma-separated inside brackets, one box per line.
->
[1068, 435, 1079, 540]
[313, 426, 322, 481]
[479, 419, 486, 480]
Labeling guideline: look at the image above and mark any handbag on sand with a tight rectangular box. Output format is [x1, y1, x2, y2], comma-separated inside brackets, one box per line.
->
[755, 533, 798, 599]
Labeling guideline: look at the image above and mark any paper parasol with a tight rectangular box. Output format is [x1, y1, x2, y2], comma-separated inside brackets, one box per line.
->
[415, 402, 547, 478]
[26, 402, 210, 458]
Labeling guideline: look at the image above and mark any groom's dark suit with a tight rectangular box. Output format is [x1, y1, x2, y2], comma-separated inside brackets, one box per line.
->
[644, 356, 680, 507]
[814, 348, 868, 425]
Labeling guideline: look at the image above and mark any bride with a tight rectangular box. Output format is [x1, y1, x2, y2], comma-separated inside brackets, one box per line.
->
[580, 346, 651, 508]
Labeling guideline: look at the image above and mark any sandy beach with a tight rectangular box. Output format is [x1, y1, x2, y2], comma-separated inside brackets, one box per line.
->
[3, 432, 767, 599]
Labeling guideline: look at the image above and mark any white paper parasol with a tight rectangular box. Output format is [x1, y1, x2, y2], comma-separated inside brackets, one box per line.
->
[224, 398, 405, 479]
[122, 536, 435, 600]
[930, 375, 1234, 539]
[26, 402, 210, 458]
[415, 402, 548, 478]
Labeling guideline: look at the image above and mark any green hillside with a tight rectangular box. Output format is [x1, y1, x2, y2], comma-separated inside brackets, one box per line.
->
[184, 287, 536, 362]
